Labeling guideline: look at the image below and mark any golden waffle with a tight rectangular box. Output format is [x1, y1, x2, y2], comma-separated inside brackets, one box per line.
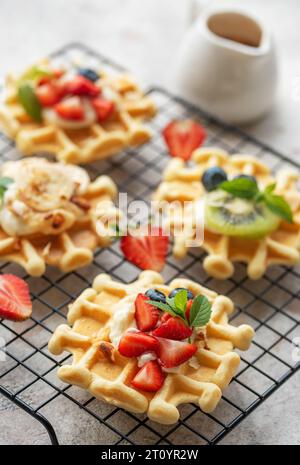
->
[154, 148, 300, 279]
[0, 158, 121, 276]
[0, 62, 156, 164]
[48, 270, 254, 424]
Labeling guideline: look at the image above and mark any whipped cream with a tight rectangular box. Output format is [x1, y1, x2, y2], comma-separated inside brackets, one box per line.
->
[137, 352, 157, 367]
[108, 294, 137, 347]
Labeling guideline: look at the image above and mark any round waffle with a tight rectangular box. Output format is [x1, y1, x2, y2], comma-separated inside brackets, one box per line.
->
[154, 148, 300, 279]
[48, 270, 254, 424]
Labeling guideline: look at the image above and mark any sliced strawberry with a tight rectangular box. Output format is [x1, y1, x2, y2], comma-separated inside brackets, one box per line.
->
[64, 75, 100, 97]
[0, 274, 32, 321]
[185, 299, 193, 322]
[38, 69, 64, 86]
[92, 98, 115, 121]
[157, 337, 197, 368]
[163, 120, 206, 160]
[152, 317, 192, 340]
[54, 96, 84, 121]
[118, 331, 159, 358]
[160, 312, 172, 324]
[135, 293, 159, 332]
[131, 360, 165, 392]
[120, 226, 169, 272]
[36, 82, 63, 107]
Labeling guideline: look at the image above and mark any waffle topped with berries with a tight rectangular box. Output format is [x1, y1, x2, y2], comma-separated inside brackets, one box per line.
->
[154, 148, 300, 279]
[0, 60, 156, 164]
[0, 157, 121, 276]
[48, 270, 254, 424]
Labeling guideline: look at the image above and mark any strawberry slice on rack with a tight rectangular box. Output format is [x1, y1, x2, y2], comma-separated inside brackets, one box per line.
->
[131, 360, 165, 392]
[120, 226, 169, 272]
[163, 119, 206, 160]
[135, 293, 159, 332]
[157, 337, 197, 368]
[118, 331, 159, 357]
[54, 96, 85, 120]
[64, 75, 100, 97]
[36, 82, 63, 107]
[0, 274, 32, 321]
[152, 316, 192, 340]
[92, 98, 115, 121]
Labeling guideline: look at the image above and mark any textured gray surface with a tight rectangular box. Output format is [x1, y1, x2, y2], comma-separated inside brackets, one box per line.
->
[0, 0, 300, 446]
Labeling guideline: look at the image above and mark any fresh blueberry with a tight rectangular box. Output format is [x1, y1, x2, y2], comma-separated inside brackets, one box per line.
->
[145, 289, 166, 304]
[202, 167, 228, 192]
[78, 68, 99, 82]
[168, 288, 194, 300]
[234, 174, 257, 184]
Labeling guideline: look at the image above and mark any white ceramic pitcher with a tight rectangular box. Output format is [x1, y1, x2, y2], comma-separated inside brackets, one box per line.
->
[174, 7, 277, 125]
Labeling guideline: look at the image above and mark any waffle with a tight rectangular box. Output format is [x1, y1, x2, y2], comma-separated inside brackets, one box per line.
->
[154, 148, 300, 279]
[0, 158, 121, 276]
[0, 62, 156, 164]
[48, 270, 254, 424]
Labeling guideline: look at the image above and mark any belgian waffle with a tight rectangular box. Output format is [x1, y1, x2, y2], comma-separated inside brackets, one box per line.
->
[154, 148, 300, 279]
[0, 158, 121, 276]
[0, 61, 156, 164]
[48, 270, 254, 424]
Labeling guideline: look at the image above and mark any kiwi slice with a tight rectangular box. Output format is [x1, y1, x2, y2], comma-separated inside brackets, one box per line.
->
[204, 190, 280, 239]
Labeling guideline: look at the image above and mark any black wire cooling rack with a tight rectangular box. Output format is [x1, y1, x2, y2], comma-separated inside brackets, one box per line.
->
[0, 43, 300, 445]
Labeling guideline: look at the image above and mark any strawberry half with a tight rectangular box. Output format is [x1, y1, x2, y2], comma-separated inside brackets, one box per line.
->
[0, 274, 32, 321]
[64, 75, 100, 97]
[36, 82, 63, 107]
[54, 96, 84, 121]
[131, 360, 165, 392]
[152, 316, 192, 340]
[157, 337, 197, 368]
[163, 120, 206, 160]
[118, 331, 159, 358]
[120, 226, 169, 272]
[135, 293, 159, 332]
[92, 98, 115, 121]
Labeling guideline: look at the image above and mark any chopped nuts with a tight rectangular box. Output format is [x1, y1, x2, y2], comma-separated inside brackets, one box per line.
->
[71, 195, 90, 210]
[99, 342, 115, 362]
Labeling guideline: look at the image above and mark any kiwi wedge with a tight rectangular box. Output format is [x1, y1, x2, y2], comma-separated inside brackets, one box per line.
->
[204, 190, 280, 239]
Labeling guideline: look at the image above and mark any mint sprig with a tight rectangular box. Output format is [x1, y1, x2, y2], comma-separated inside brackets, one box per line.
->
[147, 289, 212, 328]
[219, 178, 293, 223]
[18, 83, 42, 122]
[220, 178, 259, 199]
[0, 177, 13, 201]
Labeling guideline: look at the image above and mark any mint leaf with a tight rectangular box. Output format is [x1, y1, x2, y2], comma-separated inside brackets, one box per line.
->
[264, 183, 276, 194]
[174, 290, 188, 313]
[264, 193, 293, 223]
[18, 83, 42, 122]
[146, 300, 185, 320]
[189, 295, 212, 328]
[219, 178, 259, 199]
[0, 177, 13, 189]
[166, 296, 186, 319]
[0, 177, 13, 201]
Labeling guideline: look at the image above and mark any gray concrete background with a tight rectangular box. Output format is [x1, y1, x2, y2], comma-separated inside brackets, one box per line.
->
[0, 0, 300, 445]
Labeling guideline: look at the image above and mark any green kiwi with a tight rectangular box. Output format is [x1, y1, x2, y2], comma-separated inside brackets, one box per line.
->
[204, 190, 280, 239]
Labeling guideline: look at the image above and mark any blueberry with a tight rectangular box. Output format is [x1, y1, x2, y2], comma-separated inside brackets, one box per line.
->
[168, 288, 194, 300]
[78, 68, 99, 82]
[145, 289, 166, 304]
[234, 174, 257, 184]
[202, 167, 228, 192]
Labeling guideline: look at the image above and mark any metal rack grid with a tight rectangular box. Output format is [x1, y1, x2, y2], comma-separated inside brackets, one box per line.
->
[0, 43, 299, 445]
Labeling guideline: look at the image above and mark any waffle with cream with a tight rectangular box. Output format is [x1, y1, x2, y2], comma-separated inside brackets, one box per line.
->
[154, 148, 300, 279]
[0, 60, 156, 164]
[48, 270, 254, 424]
[0, 157, 121, 276]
